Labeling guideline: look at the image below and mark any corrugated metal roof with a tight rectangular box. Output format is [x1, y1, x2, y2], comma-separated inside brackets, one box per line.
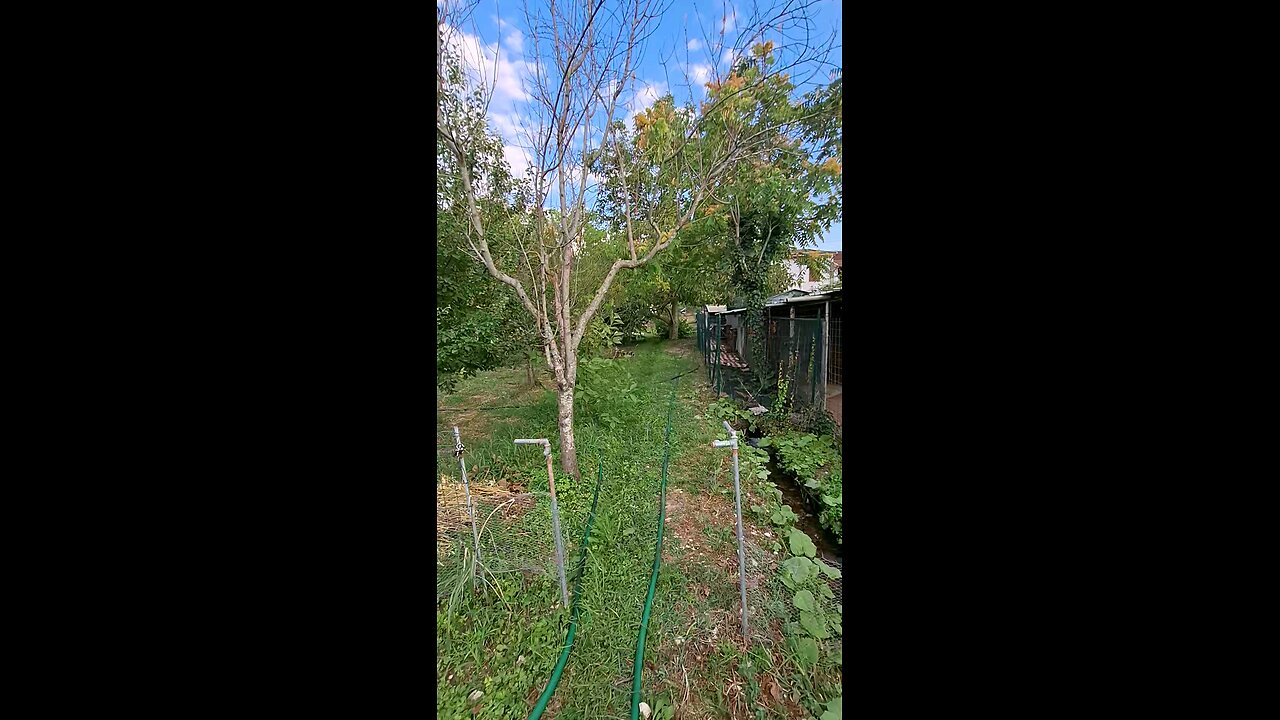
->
[709, 288, 838, 313]
[765, 289, 811, 306]
[777, 288, 841, 304]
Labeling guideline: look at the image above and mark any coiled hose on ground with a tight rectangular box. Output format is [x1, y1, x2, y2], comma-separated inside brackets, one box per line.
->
[631, 381, 678, 720]
[528, 459, 604, 720]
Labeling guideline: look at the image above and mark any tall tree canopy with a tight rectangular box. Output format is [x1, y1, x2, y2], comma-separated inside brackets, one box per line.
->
[438, 0, 836, 478]
[436, 51, 536, 390]
[699, 45, 842, 386]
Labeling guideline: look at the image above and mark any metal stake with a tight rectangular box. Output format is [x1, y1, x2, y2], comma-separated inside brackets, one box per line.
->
[514, 438, 570, 607]
[712, 420, 748, 641]
[714, 314, 723, 396]
[454, 426, 482, 588]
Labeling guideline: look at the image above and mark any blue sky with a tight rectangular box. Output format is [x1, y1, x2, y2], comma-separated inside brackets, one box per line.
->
[442, 1, 842, 251]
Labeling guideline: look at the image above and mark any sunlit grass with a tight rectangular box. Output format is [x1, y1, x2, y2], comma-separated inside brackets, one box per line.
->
[436, 339, 839, 719]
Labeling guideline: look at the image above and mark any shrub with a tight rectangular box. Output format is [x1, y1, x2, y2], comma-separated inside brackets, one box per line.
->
[655, 316, 693, 339]
[759, 431, 842, 543]
[792, 403, 839, 448]
[577, 357, 642, 429]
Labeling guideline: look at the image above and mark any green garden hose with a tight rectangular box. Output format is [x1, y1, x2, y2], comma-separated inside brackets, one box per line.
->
[528, 459, 604, 720]
[631, 382, 678, 720]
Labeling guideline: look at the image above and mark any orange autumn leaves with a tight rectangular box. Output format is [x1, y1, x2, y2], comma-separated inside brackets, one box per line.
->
[633, 99, 678, 151]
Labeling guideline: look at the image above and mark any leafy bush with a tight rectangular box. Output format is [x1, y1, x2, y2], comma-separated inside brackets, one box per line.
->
[583, 310, 625, 356]
[655, 316, 693, 339]
[705, 397, 763, 434]
[436, 298, 531, 391]
[612, 299, 653, 342]
[792, 403, 839, 446]
[818, 469, 842, 544]
[577, 356, 641, 430]
[759, 431, 842, 543]
[710, 416, 842, 654]
[761, 432, 838, 482]
[778, 532, 842, 664]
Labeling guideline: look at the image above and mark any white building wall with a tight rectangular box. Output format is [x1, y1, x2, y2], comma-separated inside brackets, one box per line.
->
[782, 257, 836, 293]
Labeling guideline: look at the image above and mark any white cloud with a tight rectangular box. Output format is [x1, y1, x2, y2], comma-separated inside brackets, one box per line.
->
[440, 22, 536, 180]
[441, 23, 532, 101]
[441, 21, 626, 198]
[626, 80, 667, 126]
[721, 48, 740, 68]
[604, 77, 621, 100]
[690, 63, 712, 85]
[688, 38, 702, 51]
[721, 6, 738, 33]
[489, 111, 524, 139]
[637, 81, 664, 108]
[503, 144, 534, 180]
[503, 28, 524, 53]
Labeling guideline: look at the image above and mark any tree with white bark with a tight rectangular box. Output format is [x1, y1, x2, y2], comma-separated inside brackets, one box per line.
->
[437, 0, 833, 479]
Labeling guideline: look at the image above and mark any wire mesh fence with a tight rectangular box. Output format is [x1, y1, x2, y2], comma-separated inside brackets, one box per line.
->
[827, 315, 842, 386]
[765, 316, 825, 410]
[741, 535, 843, 660]
[697, 311, 754, 405]
[436, 428, 568, 608]
[696, 310, 826, 411]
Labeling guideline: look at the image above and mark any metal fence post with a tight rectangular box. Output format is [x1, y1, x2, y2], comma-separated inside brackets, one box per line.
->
[454, 426, 483, 588]
[712, 421, 748, 642]
[811, 316, 823, 405]
[714, 315, 723, 397]
[822, 302, 830, 411]
[706, 313, 713, 382]
[514, 438, 570, 608]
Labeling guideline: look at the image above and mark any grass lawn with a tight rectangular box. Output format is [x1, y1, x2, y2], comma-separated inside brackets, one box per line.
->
[437, 339, 841, 720]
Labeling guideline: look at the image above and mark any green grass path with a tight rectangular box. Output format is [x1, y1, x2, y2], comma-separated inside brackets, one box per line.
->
[437, 339, 839, 719]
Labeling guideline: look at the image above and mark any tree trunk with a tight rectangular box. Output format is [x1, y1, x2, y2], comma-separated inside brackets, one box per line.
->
[526, 351, 535, 387]
[668, 300, 679, 339]
[556, 384, 581, 481]
[550, 344, 582, 481]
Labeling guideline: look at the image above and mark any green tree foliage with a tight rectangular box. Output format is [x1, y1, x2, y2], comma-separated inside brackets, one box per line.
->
[698, 44, 842, 387]
[438, 2, 834, 479]
[592, 97, 735, 336]
[801, 69, 843, 226]
[436, 52, 535, 390]
[651, 220, 726, 338]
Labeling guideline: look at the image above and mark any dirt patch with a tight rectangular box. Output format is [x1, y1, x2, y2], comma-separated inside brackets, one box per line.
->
[438, 403, 501, 451]
[664, 488, 736, 565]
[668, 481, 812, 707]
[663, 339, 696, 357]
[666, 487, 783, 615]
[653, 487, 796, 719]
[436, 478, 537, 559]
